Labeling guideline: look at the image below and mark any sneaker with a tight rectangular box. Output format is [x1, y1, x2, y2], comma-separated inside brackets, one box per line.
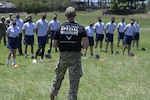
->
[24, 54, 27, 58]
[31, 56, 34, 59]
[40, 59, 44, 62]
[6, 63, 9, 67]
[45, 54, 51, 58]
[48, 48, 51, 54]
[20, 53, 24, 56]
[83, 56, 87, 59]
[100, 49, 102, 52]
[12, 63, 15, 66]
[6, 59, 9, 67]
[128, 53, 135, 57]
[55, 49, 58, 52]
[32, 59, 37, 63]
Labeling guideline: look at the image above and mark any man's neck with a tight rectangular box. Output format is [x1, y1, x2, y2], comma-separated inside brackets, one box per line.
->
[66, 18, 74, 22]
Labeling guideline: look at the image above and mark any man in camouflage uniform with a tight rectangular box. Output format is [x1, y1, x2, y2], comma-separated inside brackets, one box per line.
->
[0, 16, 7, 46]
[50, 6, 89, 100]
[5, 13, 13, 27]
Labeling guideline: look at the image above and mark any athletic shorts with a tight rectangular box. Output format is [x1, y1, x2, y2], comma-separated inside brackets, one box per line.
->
[123, 35, 133, 45]
[7, 37, 18, 49]
[133, 32, 139, 40]
[50, 30, 55, 39]
[105, 33, 114, 42]
[24, 35, 34, 45]
[88, 37, 94, 46]
[118, 32, 124, 39]
[38, 35, 47, 48]
[95, 34, 104, 41]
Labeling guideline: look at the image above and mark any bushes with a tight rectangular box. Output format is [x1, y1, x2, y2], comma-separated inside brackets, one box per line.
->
[13, 1, 44, 14]
[110, 0, 147, 14]
[24, 2, 44, 15]
[110, 2, 128, 14]
[12, 0, 74, 14]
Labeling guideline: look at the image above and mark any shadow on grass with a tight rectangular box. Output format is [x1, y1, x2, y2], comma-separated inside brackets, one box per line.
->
[103, 9, 147, 15]
[0, 63, 4, 65]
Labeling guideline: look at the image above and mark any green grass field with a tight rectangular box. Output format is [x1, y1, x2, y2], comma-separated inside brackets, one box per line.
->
[0, 10, 150, 100]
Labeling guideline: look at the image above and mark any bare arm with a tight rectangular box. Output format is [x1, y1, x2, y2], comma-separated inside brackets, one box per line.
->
[94, 28, 97, 34]
[124, 27, 127, 33]
[104, 28, 107, 35]
[113, 28, 115, 32]
[82, 37, 89, 49]
[52, 39, 58, 48]
[22, 30, 25, 36]
[117, 27, 119, 33]
[47, 26, 50, 35]
[124, 29, 126, 33]
[35, 28, 38, 35]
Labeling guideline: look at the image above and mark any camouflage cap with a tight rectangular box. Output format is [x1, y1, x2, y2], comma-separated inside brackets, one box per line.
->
[65, 6, 76, 18]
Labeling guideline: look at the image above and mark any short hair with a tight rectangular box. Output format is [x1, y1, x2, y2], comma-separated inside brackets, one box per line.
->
[130, 19, 134, 21]
[98, 17, 101, 20]
[111, 17, 115, 20]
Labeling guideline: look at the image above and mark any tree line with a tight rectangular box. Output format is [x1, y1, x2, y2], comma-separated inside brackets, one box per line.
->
[11, 0, 73, 14]
[1, 0, 149, 14]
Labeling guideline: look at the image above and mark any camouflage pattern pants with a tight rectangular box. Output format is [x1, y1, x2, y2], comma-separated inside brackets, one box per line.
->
[50, 52, 83, 100]
[0, 32, 6, 45]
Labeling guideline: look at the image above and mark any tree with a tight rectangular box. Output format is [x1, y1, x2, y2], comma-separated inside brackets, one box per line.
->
[11, 0, 73, 13]
[11, 0, 47, 14]
[147, 0, 150, 9]
[110, 0, 146, 10]
[46, 0, 73, 11]
[24, 1, 44, 15]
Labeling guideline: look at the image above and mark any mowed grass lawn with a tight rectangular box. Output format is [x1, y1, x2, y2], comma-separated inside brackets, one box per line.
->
[0, 10, 150, 100]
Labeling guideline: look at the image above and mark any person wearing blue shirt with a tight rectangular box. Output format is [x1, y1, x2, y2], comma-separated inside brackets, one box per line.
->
[32, 13, 49, 63]
[15, 13, 24, 55]
[84, 21, 94, 59]
[117, 17, 126, 48]
[93, 17, 105, 52]
[132, 20, 140, 50]
[104, 17, 116, 53]
[46, 14, 60, 58]
[22, 15, 35, 58]
[6, 19, 20, 67]
[123, 19, 136, 56]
